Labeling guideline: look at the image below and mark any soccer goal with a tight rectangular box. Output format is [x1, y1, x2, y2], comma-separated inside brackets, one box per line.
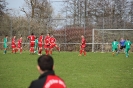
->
[92, 29, 133, 52]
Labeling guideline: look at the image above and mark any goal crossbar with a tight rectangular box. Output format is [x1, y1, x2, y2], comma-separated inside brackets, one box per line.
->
[94, 29, 133, 30]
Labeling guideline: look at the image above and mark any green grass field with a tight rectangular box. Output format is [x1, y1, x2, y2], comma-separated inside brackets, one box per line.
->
[0, 51, 133, 88]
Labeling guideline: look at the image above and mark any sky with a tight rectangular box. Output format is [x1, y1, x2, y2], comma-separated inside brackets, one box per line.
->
[6, 0, 24, 9]
[6, 0, 64, 16]
[6, 0, 25, 15]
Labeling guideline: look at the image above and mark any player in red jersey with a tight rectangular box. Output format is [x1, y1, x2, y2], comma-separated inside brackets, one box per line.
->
[38, 33, 43, 55]
[17, 36, 22, 54]
[11, 35, 17, 53]
[44, 33, 50, 55]
[27, 33, 36, 54]
[79, 35, 86, 56]
[49, 35, 60, 55]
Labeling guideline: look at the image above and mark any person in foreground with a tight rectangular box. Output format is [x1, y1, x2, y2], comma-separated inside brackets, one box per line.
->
[28, 55, 66, 88]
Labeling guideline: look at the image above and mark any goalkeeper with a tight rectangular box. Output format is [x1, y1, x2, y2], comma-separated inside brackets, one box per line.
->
[119, 38, 126, 52]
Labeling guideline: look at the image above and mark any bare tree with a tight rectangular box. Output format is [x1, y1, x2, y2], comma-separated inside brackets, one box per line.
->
[0, 0, 10, 37]
[0, 0, 7, 16]
[21, 0, 53, 34]
[62, 0, 133, 29]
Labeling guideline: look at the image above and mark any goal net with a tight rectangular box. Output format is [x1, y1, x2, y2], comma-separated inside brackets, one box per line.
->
[92, 29, 133, 52]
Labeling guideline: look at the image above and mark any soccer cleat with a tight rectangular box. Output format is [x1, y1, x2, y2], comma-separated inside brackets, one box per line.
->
[4, 50, 6, 54]
[112, 53, 114, 56]
[78, 54, 81, 56]
[117, 50, 119, 54]
[58, 48, 60, 52]
[116, 51, 119, 55]
[116, 52, 118, 56]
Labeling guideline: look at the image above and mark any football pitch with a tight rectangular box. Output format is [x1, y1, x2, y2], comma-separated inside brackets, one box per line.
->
[0, 51, 133, 88]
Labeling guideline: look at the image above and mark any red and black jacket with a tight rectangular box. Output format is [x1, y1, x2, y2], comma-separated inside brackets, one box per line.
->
[29, 70, 66, 88]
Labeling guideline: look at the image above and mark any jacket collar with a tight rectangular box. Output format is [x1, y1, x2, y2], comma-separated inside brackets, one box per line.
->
[38, 70, 55, 79]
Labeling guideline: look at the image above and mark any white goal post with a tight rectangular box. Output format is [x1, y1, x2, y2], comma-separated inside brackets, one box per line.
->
[92, 29, 133, 52]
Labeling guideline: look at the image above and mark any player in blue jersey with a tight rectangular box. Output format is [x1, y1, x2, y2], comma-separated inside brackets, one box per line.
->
[119, 38, 126, 52]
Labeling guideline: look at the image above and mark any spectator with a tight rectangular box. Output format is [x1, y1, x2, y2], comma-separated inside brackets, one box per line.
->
[29, 55, 66, 88]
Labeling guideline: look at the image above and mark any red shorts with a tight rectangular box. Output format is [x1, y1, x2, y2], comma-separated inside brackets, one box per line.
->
[12, 44, 16, 48]
[44, 44, 50, 49]
[38, 43, 43, 47]
[81, 45, 86, 49]
[30, 42, 35, 47]
[18, 44, 22, 48]
[50, 43, 56, 48]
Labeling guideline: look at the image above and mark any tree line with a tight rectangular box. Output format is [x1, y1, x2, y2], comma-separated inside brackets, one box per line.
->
[0, 0, 133, 46]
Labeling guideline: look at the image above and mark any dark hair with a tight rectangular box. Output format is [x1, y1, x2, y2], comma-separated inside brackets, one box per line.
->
[48, 33, 50, 35]
[41, 33, 43, 35]
[13, 35, 16, 37]
[38, 55, 54, 71]
[31, 33, 34, 35]
[114, 39, 116, 41]
[5, 35, 8, 37]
